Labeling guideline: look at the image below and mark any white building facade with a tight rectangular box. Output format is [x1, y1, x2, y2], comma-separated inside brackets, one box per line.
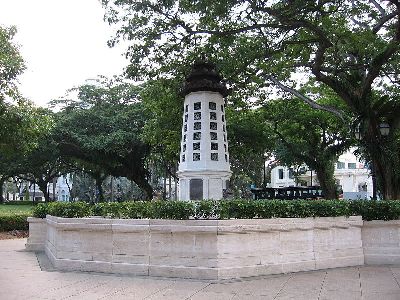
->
[177, 60, 231, 200]
[56, 174, 72, 201]
[270, 149, 373, 199]
[18, 174, 72, 202]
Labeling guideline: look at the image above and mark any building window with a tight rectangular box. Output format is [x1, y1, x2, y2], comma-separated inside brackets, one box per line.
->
[223, 125, 226, 132]
[211, 153, 218, 161]
[193, 142, 200, 150]
[182, 154, 185, 162]
[184, 124, 187, 132]
[225, 154, 228, 162]
[194, 112, 201, 120]
[223, 135, 226, 142]
[337, 161, 345, 169]
[182, 144, 186, 152]
[210, 122, 217, 130]
[194, 122, 201, 130]
[224, 144, 227, 152]
[209, 102, 216, 110]
[222, 115, 225, 122]
[278, 169, 284, 180]
[184, 114, 188, 122]
[185, 105, 188, 112]
[210, 112, 217, 120]
[193, 153, 200, 161]
[221, 104, 224, 111]
[193, 132, 201, 140]
[194, 102, 201, 110]
[348, 163, 356, 169]
[211, 143, 218, 150]
[183, 134, 186, 142]
[210, 132, 217, 140]
[358, 182, 367, 192]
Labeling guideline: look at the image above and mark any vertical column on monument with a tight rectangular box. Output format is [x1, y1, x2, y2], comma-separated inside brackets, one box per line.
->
[177, 60, 232, 200]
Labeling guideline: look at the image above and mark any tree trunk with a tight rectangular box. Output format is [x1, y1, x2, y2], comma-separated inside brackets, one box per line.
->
[378, 160, 400, 200]
[110, 177, 114, 202]
[95, 177, 105, 202]
[0, 177, 6, 204]
[53, 177, 57, 201]
[37, 180, 50, 202]
[132, 174, 153, 200]
[314, 163, 338, 199]
[364, 122, 400, 200]
[163, 168, 167, 200]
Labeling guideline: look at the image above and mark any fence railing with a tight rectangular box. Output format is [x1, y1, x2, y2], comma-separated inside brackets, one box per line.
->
[251, 186, 324, 200]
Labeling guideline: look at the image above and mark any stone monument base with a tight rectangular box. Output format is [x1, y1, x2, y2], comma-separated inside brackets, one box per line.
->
[27, 215, 364, 280]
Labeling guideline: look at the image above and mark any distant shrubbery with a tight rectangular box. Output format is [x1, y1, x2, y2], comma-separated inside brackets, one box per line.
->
[0, 203, 33, 231]
[3, 201, 34, 205]
[32, 199, 400, 221]
[0, 214, 30, 231]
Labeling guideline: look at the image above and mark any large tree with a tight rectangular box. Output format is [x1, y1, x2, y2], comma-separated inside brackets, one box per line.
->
[53, 77, 153, 200]
[16, 129, 70, 202]
[227, 107, 273, 194]
[103, 0, 400, 199]
[265, 97, 352, 199]
[0, 26, 51, 156]
[0, 25, 24, 103]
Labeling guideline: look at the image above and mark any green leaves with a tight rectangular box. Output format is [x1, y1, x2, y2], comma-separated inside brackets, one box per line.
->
[33, 199, 400, 221]
[0, 25, 25, 102]
[53, 77, 153, 199]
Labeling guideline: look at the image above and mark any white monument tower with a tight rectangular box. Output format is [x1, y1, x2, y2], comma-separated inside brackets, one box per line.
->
[177, 59, 232, 200]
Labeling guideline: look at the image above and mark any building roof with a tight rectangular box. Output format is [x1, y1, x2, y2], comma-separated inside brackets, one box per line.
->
[182, 58, 229, 97]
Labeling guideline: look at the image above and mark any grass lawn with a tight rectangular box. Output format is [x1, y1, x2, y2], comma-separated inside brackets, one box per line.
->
[0, 204, 34, 216]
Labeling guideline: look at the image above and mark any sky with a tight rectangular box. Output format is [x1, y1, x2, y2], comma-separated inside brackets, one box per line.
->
[0, 0, 128, 107]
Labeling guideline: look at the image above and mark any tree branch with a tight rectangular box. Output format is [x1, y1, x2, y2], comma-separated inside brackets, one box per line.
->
[370, 0, 386, 15]
[363, 7, 400, 98]
[273, 124, 314, 168]
[262, 74, 345, 121]
[373, 11, 398, 33]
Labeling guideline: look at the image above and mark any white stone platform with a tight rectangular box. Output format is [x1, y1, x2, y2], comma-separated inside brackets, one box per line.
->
[27, 215, 365, 280]
[4, 239, 400, 300]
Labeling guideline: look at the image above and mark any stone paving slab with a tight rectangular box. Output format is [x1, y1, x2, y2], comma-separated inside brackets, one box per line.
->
[1, 239, 400, 299]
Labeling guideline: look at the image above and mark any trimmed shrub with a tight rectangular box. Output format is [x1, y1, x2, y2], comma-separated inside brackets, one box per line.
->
[0, 214, 29, 231]
[149, 201, 195, 220]
[4, 201, 34, 205]
[32, 203, 49, 218]
[31, 199, 400, 221]
[194, 200, 219, 219]
[33, 202, 92, 218]
[350, 200, 400, 221]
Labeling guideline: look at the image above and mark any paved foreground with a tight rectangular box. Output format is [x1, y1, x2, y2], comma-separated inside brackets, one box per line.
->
[1, 239, 400, 300]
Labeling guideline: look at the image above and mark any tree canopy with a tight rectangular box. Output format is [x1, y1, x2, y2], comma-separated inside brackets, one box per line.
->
[53, 77, 153, 200]
[0, 25, 51, 156]
[102, 0, 400, 199]
[0, 25, 25, 103]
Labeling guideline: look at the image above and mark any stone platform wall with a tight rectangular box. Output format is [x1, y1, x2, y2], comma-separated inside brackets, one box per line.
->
[25, 217, 46, 251]
[362, 220, 400, 265]
[27, 215, 365, 280]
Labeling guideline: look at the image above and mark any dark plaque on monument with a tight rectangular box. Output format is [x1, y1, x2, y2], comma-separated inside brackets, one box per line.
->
[190, 179, 203, 200]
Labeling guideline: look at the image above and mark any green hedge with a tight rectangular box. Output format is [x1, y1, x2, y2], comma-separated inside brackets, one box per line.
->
[32, 199, 400, 221]
[0, 214, 30, 231]
[4, 201, 34, 205]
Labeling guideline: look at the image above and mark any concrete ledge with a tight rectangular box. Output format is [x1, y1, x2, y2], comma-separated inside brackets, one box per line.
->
[362, 220, 400, 265]
[37, 215, 366, 280]
[25, 217, 46, 252]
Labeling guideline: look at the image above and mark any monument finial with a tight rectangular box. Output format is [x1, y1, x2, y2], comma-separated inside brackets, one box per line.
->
[182, 58, 228, 97]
